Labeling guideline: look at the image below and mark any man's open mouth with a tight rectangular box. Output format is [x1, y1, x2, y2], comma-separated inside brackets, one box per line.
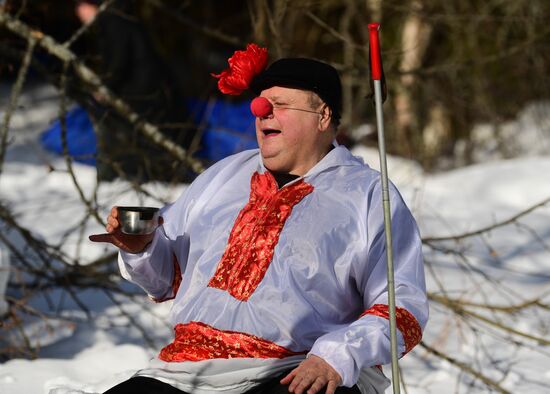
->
[262, 129, 281, 136]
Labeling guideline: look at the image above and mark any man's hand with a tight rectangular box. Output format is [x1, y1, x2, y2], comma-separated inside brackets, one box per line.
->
[89, 206, 161, 253]
[280, 355, 342, 394]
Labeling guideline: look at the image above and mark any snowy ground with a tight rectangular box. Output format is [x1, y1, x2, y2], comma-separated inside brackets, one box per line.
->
[0, 83, 549, 393]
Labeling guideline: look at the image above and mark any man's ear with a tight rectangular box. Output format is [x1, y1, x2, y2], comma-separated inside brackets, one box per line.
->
[319, 104, 332, 131]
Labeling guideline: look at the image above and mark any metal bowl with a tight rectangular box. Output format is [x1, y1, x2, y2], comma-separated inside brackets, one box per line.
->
[117, 206, 160, 235]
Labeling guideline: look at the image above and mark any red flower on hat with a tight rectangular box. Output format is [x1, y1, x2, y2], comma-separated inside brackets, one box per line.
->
[212, 43, 268, 95]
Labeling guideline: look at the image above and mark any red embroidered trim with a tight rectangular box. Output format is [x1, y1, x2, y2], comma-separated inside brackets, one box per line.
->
[158, 321, 306, 362]
[151, 254, 182, 303]
[361, 304, 422, 354]
[208, 171, 313, 301]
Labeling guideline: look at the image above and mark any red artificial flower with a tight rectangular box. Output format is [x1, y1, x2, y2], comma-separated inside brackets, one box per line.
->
[212, 43, 268, 95]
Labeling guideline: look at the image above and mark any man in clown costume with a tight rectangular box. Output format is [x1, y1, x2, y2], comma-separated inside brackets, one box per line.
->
[92, 44, 428, 394]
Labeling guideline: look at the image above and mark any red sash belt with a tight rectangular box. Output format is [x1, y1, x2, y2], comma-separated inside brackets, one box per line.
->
[159, 321, 307, 362]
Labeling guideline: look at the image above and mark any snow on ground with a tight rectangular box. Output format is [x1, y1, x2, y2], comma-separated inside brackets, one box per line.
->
[1, 84, 549, 393]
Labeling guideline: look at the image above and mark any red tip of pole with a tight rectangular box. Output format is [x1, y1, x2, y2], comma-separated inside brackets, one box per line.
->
[250, 97, 273, 118]
[368, 23, 382, 81]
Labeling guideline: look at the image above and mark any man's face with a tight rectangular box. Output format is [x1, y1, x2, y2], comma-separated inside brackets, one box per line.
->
[75, 3, 99, 25]
[255, 86, 330, 176]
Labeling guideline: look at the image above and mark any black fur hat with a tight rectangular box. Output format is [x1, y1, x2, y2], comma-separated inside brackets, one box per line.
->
[250, 58, 342, 123]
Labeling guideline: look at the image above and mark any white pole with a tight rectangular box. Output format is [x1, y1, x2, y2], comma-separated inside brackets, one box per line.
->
[369, 23, 401, 394]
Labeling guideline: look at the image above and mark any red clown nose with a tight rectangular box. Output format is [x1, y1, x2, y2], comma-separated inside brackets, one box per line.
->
[250, 97, 273, 118]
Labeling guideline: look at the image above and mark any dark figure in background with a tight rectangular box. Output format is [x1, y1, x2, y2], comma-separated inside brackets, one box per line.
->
[75, 0, 194, 182]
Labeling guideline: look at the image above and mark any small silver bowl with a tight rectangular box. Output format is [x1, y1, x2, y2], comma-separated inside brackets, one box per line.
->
[118, 206, 160, 235]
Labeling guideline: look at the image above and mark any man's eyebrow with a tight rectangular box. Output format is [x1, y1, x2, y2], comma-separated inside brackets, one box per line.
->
[267, 95, 294, 103]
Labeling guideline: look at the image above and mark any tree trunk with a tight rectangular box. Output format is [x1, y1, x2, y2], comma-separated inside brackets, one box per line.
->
[394, 0, 432, 158]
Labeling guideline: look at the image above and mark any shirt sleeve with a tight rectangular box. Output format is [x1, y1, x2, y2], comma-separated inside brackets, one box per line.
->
[118, 224, 180, 301]
[116, 151, 257, 302]
[117, 184, 194, 302]
[309, 181, 428, 387]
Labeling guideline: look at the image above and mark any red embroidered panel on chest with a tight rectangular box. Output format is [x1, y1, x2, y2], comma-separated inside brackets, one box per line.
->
[208, 171, 314, 301]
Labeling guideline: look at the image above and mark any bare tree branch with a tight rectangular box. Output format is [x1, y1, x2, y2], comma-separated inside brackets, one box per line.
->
[429, 293, 550, 345]
[420, 341, 512, 394]
[423, 197, 550, 242]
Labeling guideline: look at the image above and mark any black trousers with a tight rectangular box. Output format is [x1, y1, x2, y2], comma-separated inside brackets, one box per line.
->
[103, 374, 361, 394]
